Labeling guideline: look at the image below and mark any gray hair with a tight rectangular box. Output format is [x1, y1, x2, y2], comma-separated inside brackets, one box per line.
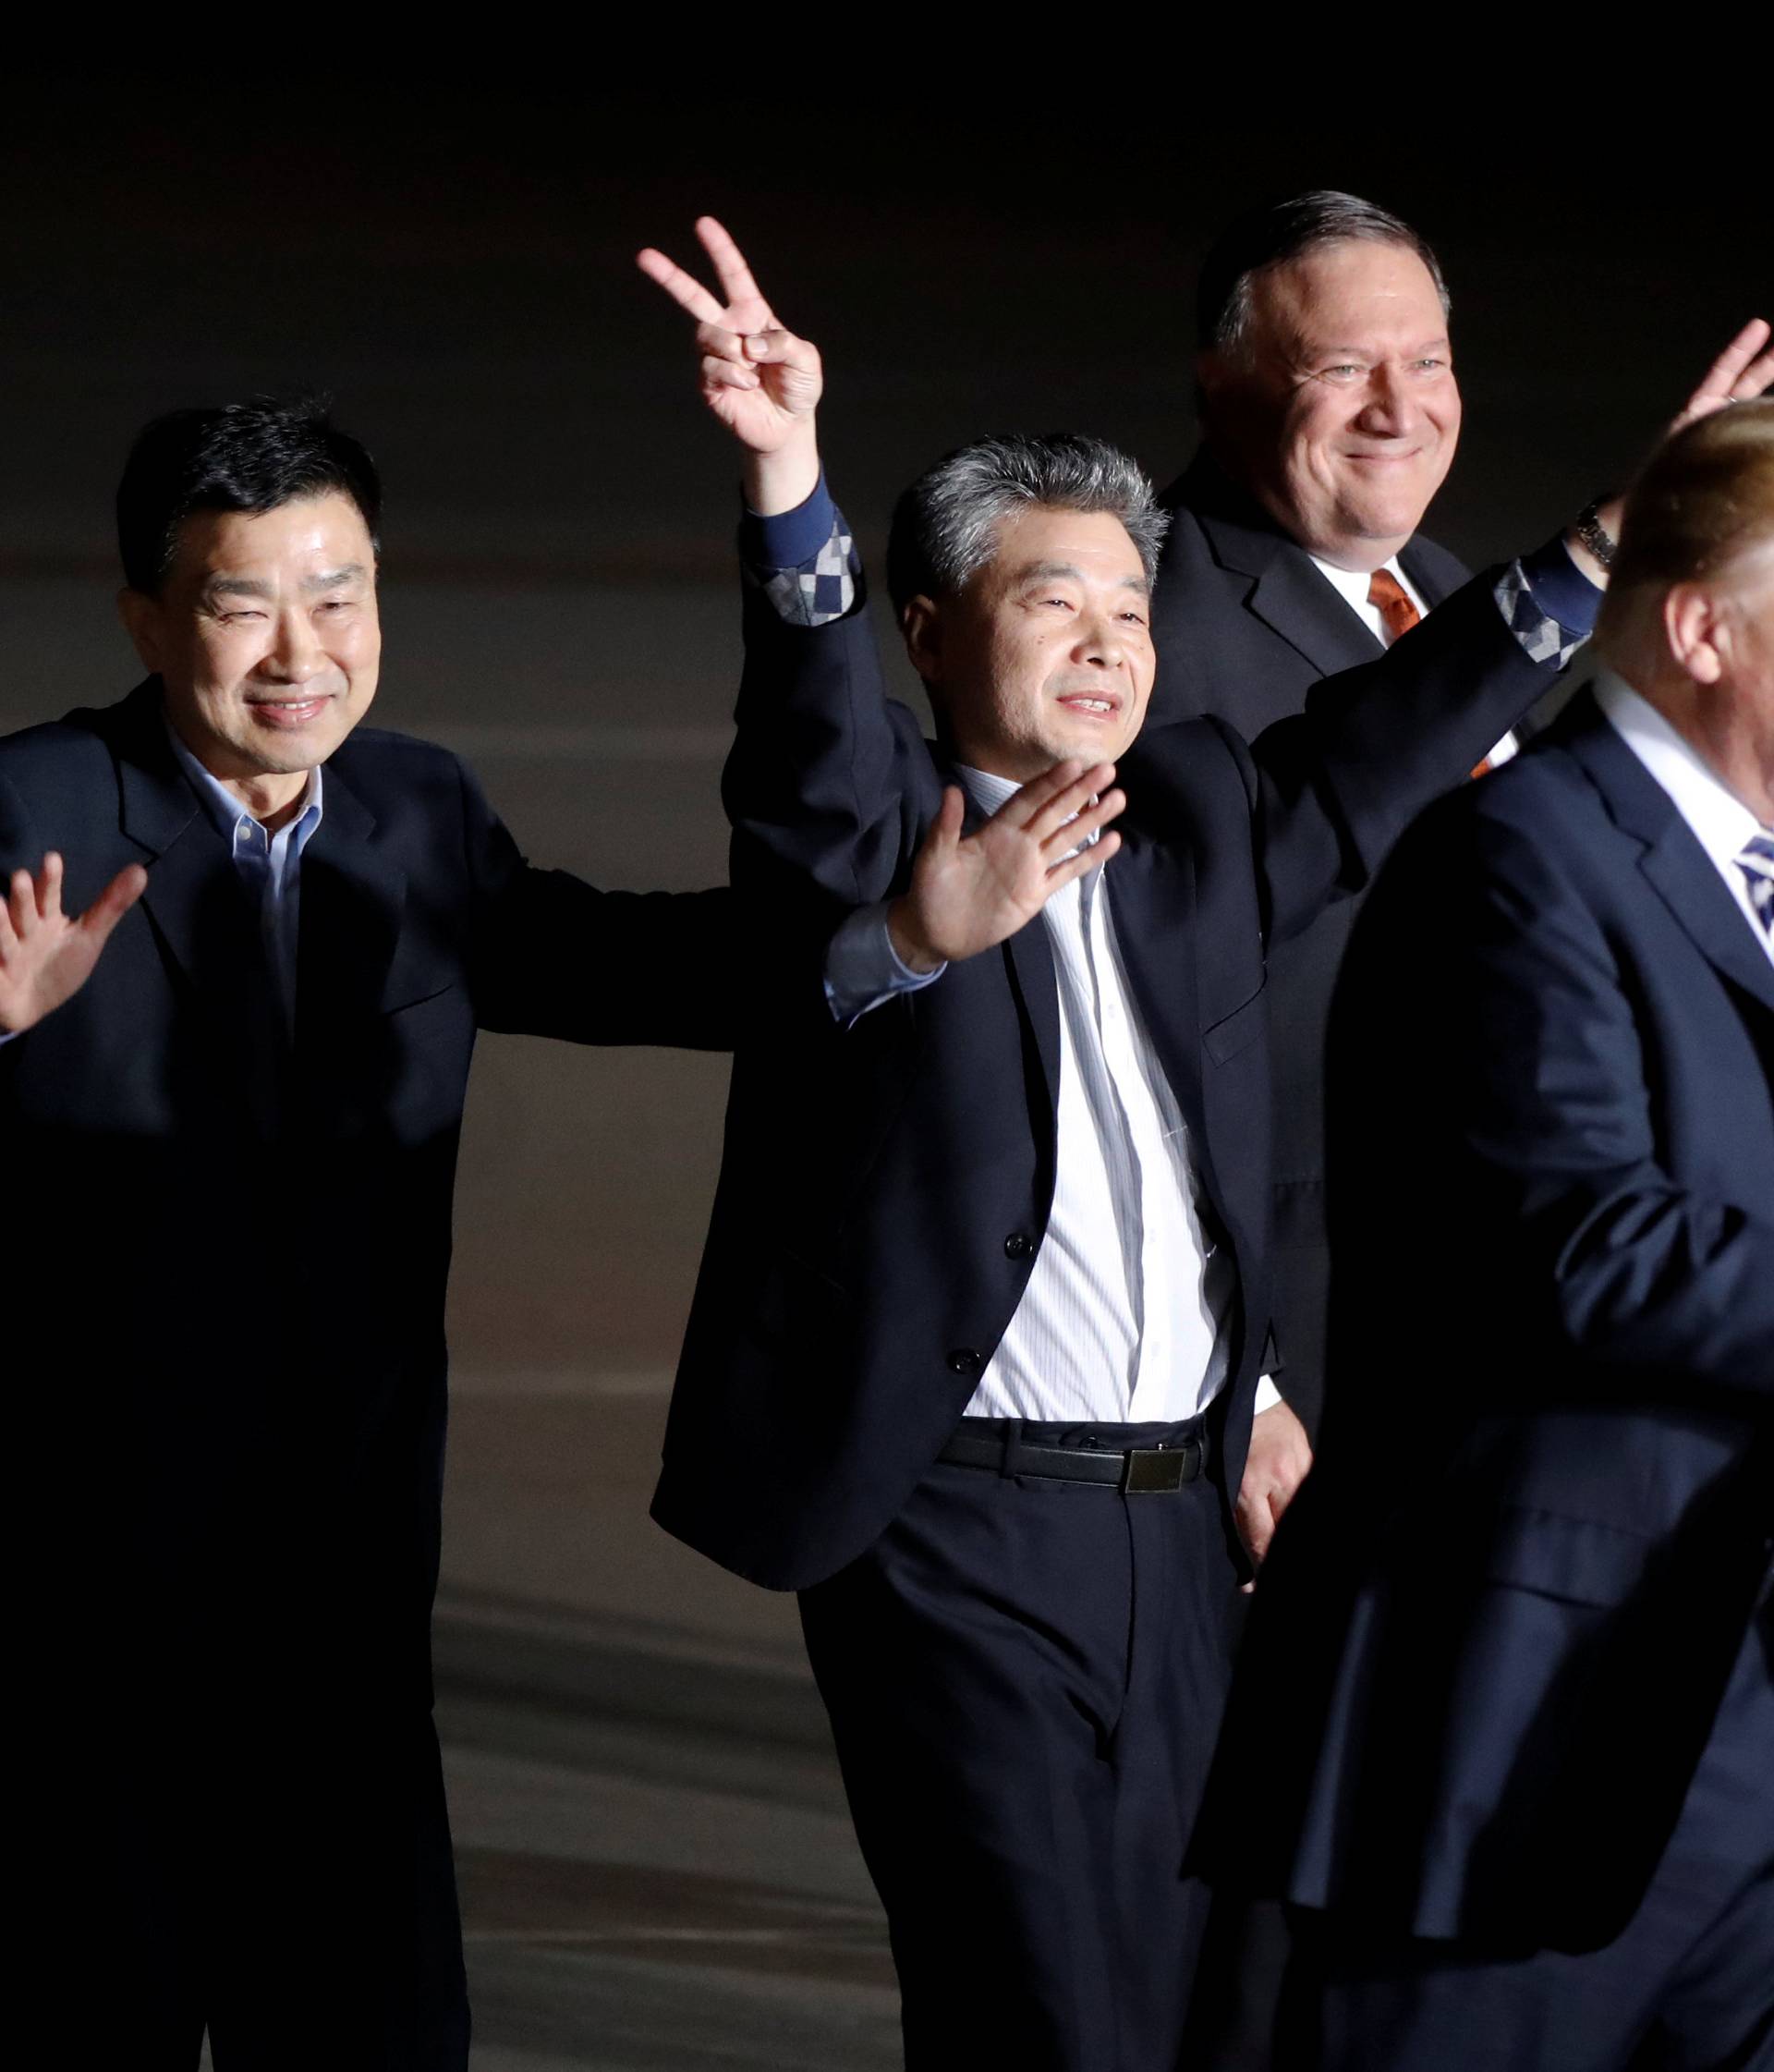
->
[886, 433, 1169, 615]
[1198, 190, 1451, 361]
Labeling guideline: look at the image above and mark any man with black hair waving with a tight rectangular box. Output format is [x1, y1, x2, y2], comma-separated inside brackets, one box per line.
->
[0, 397, 733, 2069]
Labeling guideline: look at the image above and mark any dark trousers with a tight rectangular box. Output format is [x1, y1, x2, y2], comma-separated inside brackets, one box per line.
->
[39, 1691, 469, 2070]
[798, 1417, 1244, 2072]
[1278, 1591, 1774, 2072]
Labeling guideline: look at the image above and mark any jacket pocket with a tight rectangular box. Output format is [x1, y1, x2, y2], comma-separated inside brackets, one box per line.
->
[1202, 987, 1266, 1066]
[1479, 1507, 1657, 1609]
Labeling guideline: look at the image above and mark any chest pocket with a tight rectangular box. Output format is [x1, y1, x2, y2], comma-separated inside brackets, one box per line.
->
[1202, 986, 1267, 1067]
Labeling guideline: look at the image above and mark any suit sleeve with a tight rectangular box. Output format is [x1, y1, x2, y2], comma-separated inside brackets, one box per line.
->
[1243, 567, 1581, 946]
[1409, 808, 1774, 1404]
[721, 525, 942, 912]
[458, 759, 736, 1051]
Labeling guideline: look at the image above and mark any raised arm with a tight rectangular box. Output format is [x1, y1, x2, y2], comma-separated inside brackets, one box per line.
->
[638, 218, 931, 909]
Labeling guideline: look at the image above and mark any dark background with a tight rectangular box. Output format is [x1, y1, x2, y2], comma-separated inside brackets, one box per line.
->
[6, 88, 1764, 2069]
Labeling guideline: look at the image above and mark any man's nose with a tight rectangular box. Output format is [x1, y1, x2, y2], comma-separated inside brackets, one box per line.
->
[1355, 365, 1419, 438]
[262, 609, 325, 681]
[1074, 609, 1126, 666]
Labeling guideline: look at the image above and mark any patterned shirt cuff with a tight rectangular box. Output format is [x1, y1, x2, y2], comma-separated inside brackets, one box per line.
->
[1493, 536, 1599, 670]
[740, 473, 860, 628]
[823, 900, 945, 1027]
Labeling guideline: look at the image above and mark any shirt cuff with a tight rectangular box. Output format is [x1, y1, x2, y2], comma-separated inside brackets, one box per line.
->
[1254, 1374, 1283, 1416]
[823, 900, 946, 1027]
[740, 471, 840, 574]
[1519, 533, 1604, 640]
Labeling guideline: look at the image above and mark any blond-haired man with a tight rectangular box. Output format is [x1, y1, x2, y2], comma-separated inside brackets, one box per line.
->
[1211, 400, 1774, 2068]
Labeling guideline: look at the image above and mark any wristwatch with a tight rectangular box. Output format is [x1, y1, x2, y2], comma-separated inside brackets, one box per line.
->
[1574, 498, 1618, 570]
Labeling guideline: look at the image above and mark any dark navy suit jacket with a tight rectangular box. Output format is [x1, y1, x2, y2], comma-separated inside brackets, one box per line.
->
[1207, 687, 1774, 1953]
[1149, 454, 1473, 1432]
[653, 555, 1559, 1593]
[2, 681, 732, 1792]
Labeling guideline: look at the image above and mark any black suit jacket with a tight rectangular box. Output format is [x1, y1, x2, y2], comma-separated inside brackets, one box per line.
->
[1148, 454, 1474, 1432]
[1207, 687, 1774, 1953]
[2, 682, 731, 1746]
[652, 554, 1558, 1594]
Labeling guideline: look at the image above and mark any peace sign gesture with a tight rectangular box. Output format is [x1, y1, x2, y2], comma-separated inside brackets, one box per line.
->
[638, 217, 824, 500]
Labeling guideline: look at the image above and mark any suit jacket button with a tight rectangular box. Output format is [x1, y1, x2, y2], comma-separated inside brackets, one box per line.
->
[1003, 1232, 1033, 1261]
[947, 1348, 982, 1376]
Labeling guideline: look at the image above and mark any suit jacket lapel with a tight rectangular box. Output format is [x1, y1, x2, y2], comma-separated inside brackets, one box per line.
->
[1398, 539, 1459, 611]
[294, 763, 407, 1054]
[1563, 689, 1774, 1018]
[1197, 506, 1383, 679]
[107, 680, 289, 1135]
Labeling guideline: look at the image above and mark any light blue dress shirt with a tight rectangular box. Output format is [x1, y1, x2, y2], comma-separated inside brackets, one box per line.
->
[164, 719, 324, 1029]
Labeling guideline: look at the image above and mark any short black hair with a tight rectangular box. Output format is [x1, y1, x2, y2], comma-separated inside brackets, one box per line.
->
[1196, 190, 1450, 357]
[115, 394, 382, 595]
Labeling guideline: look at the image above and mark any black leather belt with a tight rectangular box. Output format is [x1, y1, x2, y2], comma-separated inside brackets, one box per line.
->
[938, 1420, 1207, 1493]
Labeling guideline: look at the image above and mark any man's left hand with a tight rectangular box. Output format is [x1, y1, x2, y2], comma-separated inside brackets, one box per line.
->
[1574, 319, 1774, 579]
[1235, 1397, 1314, 1578]
[1666, 317, 1774, 439]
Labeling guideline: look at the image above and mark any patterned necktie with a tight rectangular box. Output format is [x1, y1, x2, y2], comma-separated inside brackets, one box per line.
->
[1368, 567, 1490, 778]
[1367, 567, 1421, 645]
[1738, 833, 1774, 939]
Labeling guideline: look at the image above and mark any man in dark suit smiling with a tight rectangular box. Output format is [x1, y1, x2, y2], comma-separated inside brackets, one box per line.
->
[637, 218, 1637, 2071]
[0, 397, 732, 2069]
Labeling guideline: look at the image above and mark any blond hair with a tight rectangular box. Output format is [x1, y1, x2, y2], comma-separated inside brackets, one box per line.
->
[1598, 402, 1774, 645]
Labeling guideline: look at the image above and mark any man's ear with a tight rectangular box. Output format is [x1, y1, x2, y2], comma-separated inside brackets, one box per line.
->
[117, 588, 164, 674]
[1664, 582, 1726, 686]
[902, 593, 942, 687]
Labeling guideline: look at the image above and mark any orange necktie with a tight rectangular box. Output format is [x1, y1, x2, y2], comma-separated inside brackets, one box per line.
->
[1367, 566, 1420, 644]
[1368, 567, 1490, 777]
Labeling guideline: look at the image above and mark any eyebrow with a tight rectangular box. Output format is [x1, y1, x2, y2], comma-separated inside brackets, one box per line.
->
[201, 563, 368, 600]
[1015, 559, 1150, 596]
[1305, 335, 1451, 360]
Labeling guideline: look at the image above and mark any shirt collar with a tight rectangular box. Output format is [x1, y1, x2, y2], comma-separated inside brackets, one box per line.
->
[954, 762, 1103, 850]
[1595, 666, 1767, 869]
[163, 712, 324, 847]
[1307, 552, 1416, 618]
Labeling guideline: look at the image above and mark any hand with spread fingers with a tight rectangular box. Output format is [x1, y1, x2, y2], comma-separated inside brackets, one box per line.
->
[0, 851, 147, 1035]
[887, 761, 1124, 974]
[1666, 316, 1774, 437]
[637, 216, 823, 514]
[1571, 318, 1774, 581]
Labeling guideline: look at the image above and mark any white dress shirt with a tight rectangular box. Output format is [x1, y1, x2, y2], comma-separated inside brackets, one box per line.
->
[823, 767, 1280, 1426]
[953, 767, 1235, 1424]
[1598, 668, 1774, 964]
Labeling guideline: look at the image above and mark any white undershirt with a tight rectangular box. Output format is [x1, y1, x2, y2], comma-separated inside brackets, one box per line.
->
[1308, 552, 1518, 768]
[1597, 668, 1774, 963]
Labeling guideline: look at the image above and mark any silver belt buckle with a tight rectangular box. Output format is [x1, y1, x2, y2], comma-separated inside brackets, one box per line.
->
[1123, 1445, 1188, 1493]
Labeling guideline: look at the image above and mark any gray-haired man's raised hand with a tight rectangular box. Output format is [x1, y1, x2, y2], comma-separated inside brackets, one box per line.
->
[887, 762, 1124, 974]
[0, 852, 146, 1036]
[637, 215, 823, 516]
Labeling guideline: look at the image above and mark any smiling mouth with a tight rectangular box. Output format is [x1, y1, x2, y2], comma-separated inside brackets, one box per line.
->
[1057, 693, 1121, 717]
[247, 695, 333, 727]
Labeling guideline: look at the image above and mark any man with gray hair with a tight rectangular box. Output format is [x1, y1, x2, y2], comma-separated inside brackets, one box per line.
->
[637, 219, 1606, 2070]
